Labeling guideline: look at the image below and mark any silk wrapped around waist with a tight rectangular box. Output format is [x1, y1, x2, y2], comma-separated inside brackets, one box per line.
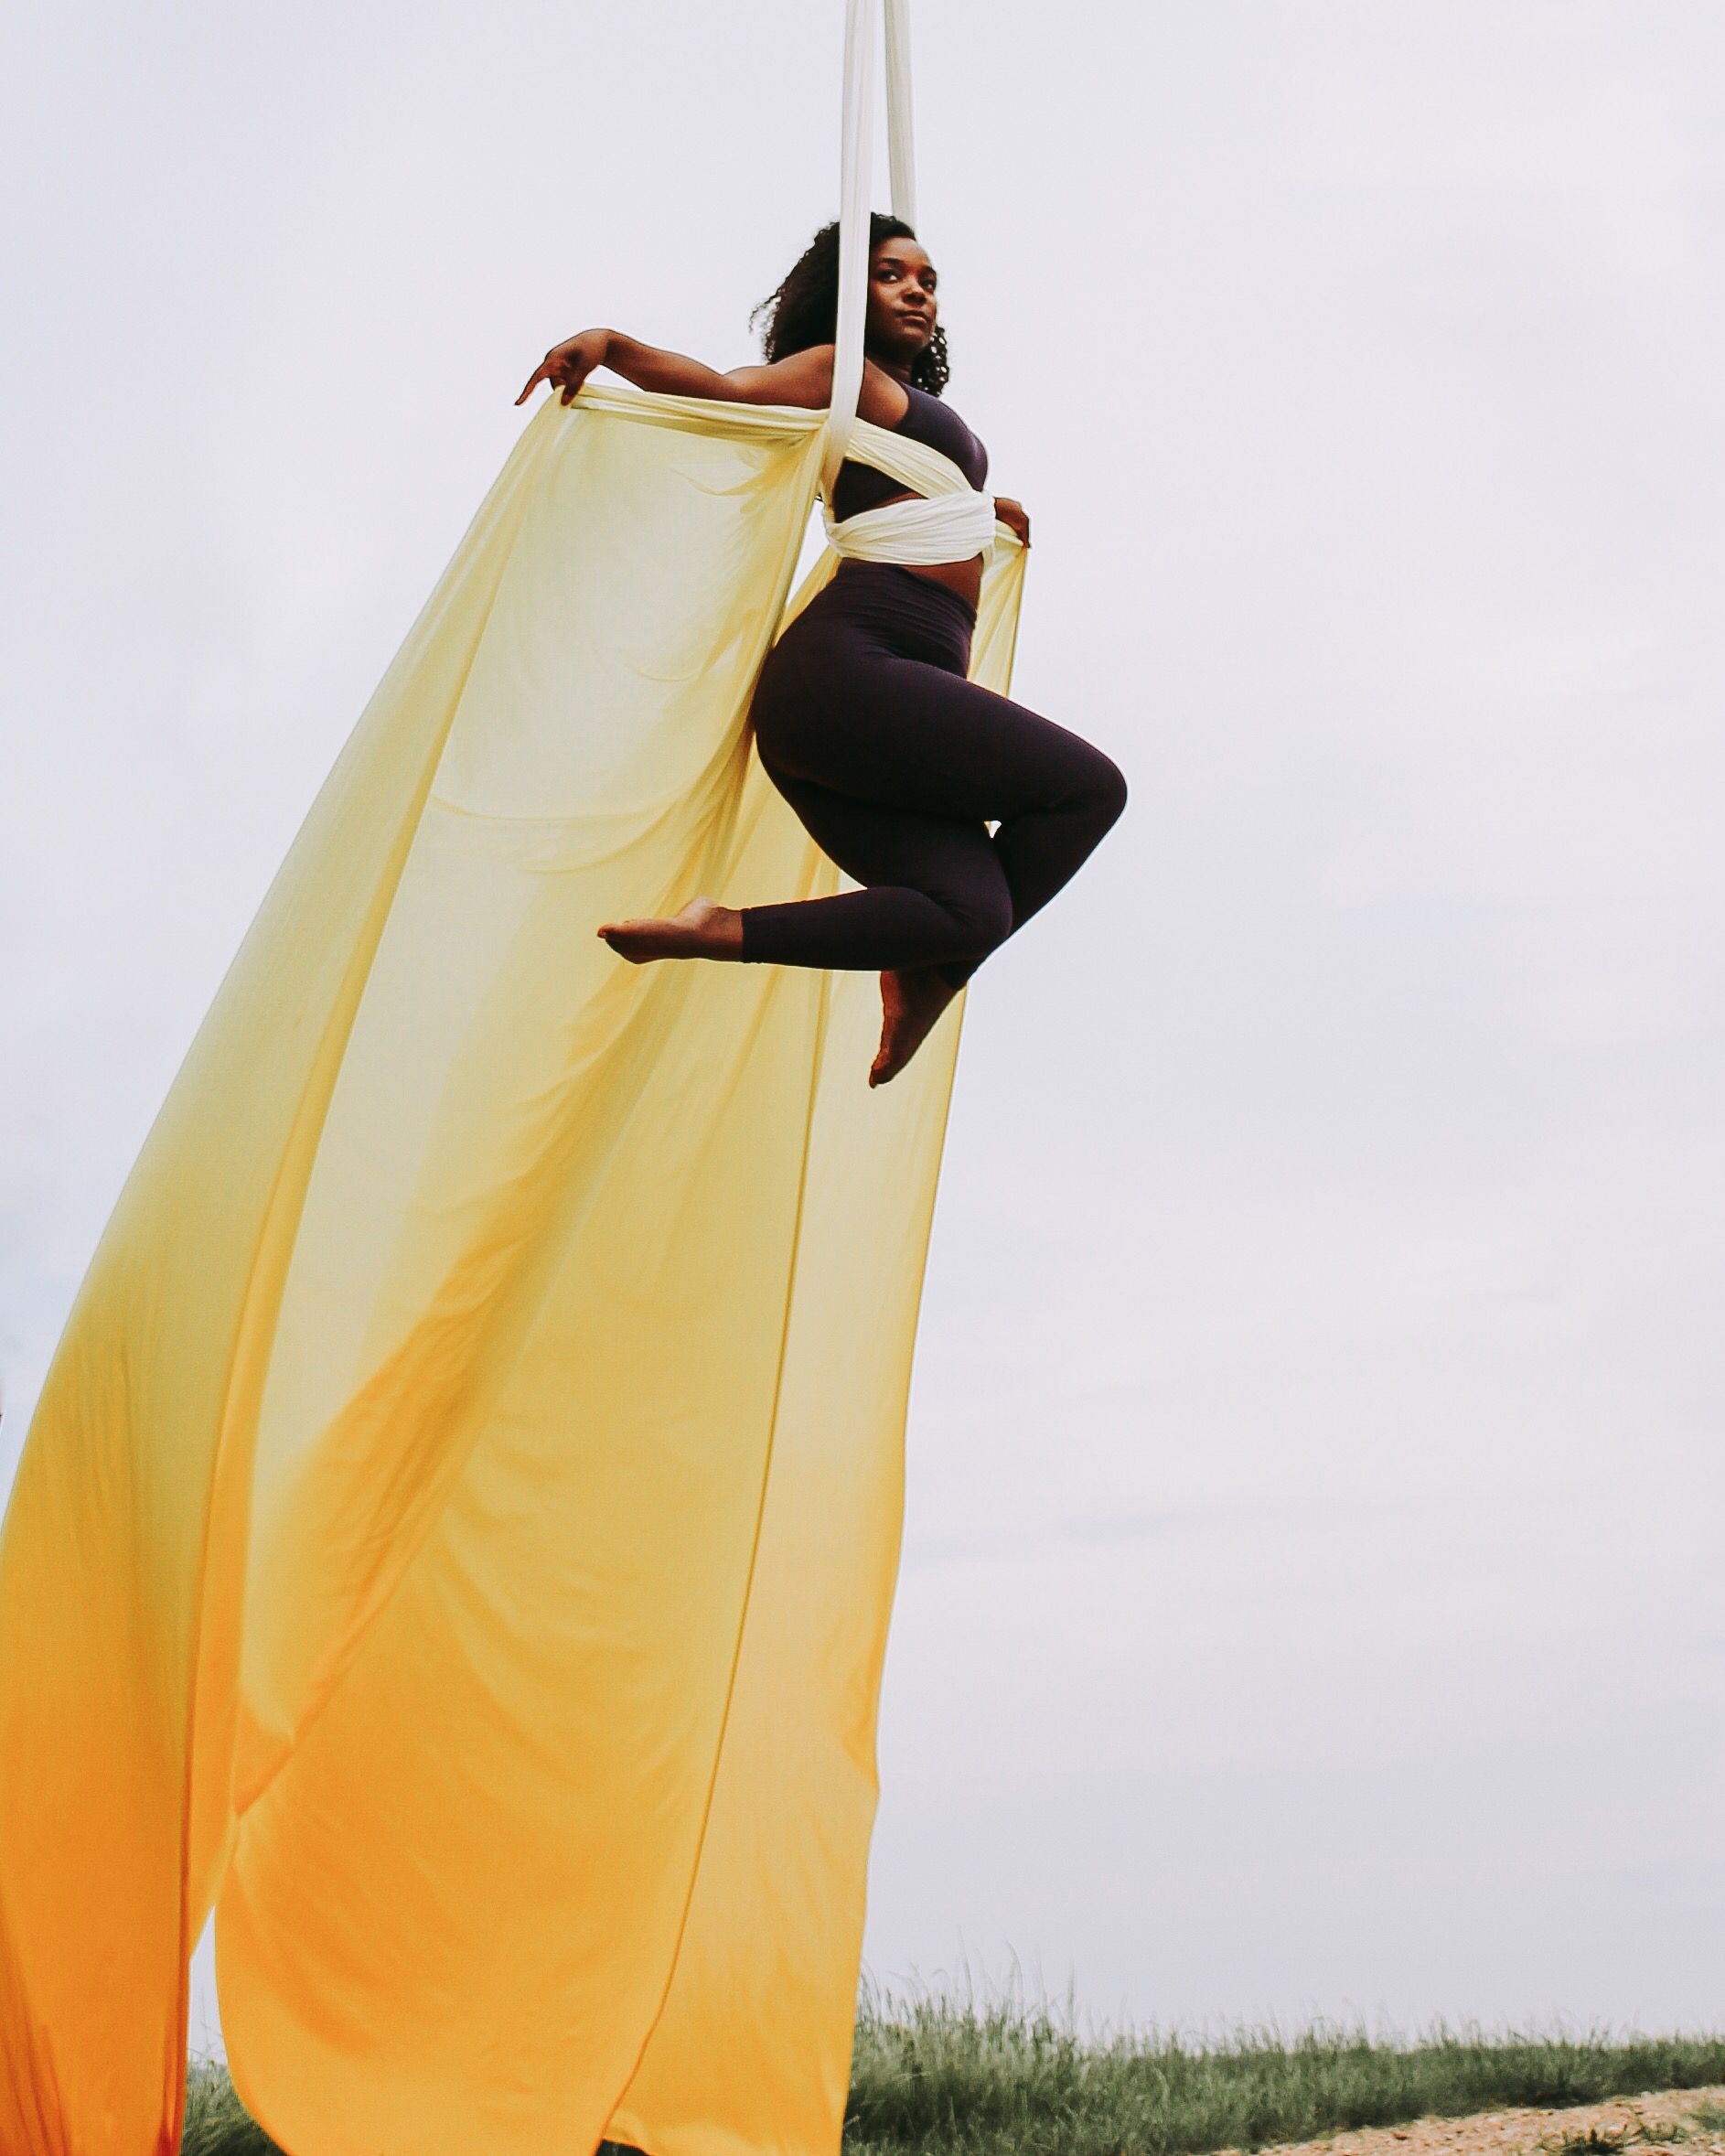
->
[820, 411, 1015, 567]
[824, 488, 998, 564]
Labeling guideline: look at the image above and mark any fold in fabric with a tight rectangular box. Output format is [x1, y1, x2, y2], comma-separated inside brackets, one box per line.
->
[0, 383, 1027, 2156]
[822, 412, 1003, 562]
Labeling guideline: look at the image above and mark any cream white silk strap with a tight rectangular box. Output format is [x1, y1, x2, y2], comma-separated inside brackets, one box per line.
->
[837, 416, 974, 499]
[822, 415, 1002, 564]
[824, 0, 918, 497]
[884, 0, 916, 227]
[820, 2, 1010, 569]
[826, 493, 1000, 566]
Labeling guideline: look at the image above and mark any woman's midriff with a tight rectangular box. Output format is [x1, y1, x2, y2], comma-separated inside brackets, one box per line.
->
[867, 486, 984, 611]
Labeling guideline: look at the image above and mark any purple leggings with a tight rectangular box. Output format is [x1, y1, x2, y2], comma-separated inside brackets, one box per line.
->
[738, 562, 1128, 990]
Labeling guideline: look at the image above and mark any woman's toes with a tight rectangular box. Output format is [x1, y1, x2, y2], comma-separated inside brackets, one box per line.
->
[869, 971, 959, 1086]
[595, 897, 741, 963]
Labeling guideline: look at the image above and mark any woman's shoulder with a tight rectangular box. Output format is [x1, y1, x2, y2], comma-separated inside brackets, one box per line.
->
[721, 343, 835, 409]
[769, 350, 910, 426]
[717, 346, 913, 424]
[775, 344, 838, 405]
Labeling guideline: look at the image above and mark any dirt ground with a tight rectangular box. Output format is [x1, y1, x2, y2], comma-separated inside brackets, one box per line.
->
[1248, 2086, 1725, 2156]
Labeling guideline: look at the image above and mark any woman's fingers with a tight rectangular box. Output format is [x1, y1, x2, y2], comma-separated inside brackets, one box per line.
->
[991, 496, 1030, 547]
[515, 362, 586, 408]
[516, 353, 585, 406]
[518, 332, 607, 406]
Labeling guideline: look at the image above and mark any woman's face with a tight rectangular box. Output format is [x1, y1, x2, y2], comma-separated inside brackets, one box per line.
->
[865, 235, 938, 366]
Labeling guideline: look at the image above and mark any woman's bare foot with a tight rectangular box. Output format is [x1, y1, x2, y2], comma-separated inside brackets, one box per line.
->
[871, 968, 960, 1087]
[595, 896, 744, 963]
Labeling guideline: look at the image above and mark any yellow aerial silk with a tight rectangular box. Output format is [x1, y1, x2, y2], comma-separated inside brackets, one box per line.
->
[0, 383, 1026, 2156]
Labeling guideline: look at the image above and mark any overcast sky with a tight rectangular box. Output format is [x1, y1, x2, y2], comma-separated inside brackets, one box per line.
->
[5, 0, 1723, 2051]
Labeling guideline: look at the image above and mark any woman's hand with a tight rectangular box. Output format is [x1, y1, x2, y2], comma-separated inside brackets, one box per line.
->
[516, 329, 611, 407]
[518, 332, 838, 409]
[993, 496, 1031, 548]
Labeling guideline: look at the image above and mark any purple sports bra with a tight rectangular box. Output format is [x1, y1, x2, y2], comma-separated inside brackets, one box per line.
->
[830, 381, 990, 522]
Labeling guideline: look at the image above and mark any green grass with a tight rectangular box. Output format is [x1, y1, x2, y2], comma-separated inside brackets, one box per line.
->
[842, 1985, 1725, 2156]
[178, 1988, 1725, 2156]
[179, 2063, 280, 2156]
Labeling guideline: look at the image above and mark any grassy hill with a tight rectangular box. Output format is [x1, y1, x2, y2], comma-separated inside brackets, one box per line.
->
[180, 1994, 1725, 2156]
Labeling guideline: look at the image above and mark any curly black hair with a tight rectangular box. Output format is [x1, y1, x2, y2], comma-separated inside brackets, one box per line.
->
[750, 212, 950, 396]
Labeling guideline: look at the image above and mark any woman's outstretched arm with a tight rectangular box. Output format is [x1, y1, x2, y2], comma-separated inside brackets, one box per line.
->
[517, 331, 835, 409]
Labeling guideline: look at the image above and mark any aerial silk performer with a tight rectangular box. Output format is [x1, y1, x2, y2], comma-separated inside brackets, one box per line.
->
[0, 5, 1126, 2153]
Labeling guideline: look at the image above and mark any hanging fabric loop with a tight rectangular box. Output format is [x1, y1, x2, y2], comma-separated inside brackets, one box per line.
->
[822, 0, 918, 496]
[884, 0, 916, 227]
[825, 0, 875, 496]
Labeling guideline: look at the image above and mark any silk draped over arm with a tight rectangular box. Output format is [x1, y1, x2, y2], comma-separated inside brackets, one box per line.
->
[0, 382, 1026, 2156]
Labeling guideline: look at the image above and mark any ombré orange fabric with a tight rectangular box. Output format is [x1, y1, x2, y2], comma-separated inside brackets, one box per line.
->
[0, 383, 1027, 2156]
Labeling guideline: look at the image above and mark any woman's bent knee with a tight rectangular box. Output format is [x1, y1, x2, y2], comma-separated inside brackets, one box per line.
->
[1052, 739, 1128, 831]
[1087, 748, 1129, 829]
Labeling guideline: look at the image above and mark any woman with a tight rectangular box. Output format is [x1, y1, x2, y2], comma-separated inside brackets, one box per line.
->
[516, 214, 1128, 1086]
